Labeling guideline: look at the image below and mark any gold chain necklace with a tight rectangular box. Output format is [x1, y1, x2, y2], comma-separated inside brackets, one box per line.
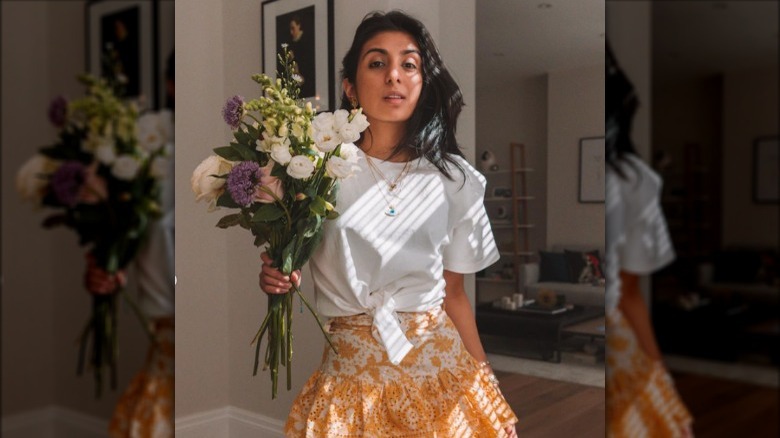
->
[364, 154, 412, 192]
[364, 155, 412, 217]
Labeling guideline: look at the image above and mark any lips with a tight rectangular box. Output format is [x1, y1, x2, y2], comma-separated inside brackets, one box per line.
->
[384, 92, 405, 101]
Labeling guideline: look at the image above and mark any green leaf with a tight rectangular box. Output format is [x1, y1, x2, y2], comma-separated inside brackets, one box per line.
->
[326, 210, 340, 220]
[216, 213, 242, 228]
[309, 196, 328, 216]
[281, 239, 295, 275]
[233, 142, 259, 162]
[251, 204, 285, 222]
[216, 191, 241, 208]
[214, 146, 243, 161]
[238, 213, 251, 229]
[234, 128, 254, 146]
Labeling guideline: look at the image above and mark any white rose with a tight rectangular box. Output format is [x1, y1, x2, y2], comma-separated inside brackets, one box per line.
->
[111, 155, 140, 180]
[286, 155, 315, 179]
[338, 142, 360, 163]
[16, 154, 58, 203]
[270, 143, 292, 165]
[325, 156, 359, 179]
[95, 141, 117, 165]
[191, 155, 234, 210]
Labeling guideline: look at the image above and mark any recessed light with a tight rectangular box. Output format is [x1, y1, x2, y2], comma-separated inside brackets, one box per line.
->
[538, 3, 552, 9]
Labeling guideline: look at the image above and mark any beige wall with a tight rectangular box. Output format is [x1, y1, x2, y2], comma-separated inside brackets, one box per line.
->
[722, 66, 779, 247]
[2, 0, 159, 421]
[176, 0, 476, 421]
[545, 64, 605, 248]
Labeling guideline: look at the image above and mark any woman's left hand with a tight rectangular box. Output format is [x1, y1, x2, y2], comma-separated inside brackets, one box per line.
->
[504, 424, 518, 438]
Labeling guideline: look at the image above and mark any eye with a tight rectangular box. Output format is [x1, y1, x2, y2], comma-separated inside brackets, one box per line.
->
[368, 60, 385, 68]
[403, 62, 418, 70]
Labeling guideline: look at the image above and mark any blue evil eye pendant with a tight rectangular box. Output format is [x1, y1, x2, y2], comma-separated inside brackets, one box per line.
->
[385, 206, 397, 217]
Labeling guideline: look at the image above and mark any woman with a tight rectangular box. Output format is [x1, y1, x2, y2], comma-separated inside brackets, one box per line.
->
[260, 11, 518, 437]
[605, 43, 694, 437]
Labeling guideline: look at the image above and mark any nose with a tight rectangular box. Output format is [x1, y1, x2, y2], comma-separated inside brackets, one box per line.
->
[386, 67, 400, 84]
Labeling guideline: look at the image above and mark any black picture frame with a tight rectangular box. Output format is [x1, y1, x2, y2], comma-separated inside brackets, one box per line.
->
[86, 0, 159, 109]
[753, 136, 779, 204]
[578, 137, 606, 203]
[262, 0, 334, 112]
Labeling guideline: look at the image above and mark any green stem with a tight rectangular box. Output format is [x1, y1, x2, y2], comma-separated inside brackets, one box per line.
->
[257, 186, 292, 232]
[293, 284, 337, 354]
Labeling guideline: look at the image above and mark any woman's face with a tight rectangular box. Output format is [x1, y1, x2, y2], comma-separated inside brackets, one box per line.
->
[344, 31, 423, 128]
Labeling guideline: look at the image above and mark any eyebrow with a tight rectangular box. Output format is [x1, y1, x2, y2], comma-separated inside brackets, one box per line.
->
[362, 48, 421, 59]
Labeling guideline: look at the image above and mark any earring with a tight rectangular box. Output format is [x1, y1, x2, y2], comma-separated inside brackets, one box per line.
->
[349, 96, 359, 109]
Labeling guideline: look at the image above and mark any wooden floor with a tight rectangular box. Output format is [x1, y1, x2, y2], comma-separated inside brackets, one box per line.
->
[495, 370, 605, 438]
[671, 371, 779, 438]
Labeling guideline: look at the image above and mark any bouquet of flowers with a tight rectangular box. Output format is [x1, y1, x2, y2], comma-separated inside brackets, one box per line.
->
[191, 46, 367, 398]
[15, 73, 171, 397]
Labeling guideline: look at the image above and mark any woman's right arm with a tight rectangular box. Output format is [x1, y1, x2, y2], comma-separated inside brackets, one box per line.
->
[258, 251, 301, 294]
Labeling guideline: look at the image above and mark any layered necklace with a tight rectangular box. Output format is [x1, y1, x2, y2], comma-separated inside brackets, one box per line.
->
[364, 154, 412, 217]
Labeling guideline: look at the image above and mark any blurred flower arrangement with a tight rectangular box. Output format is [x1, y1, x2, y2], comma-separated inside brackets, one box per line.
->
[191, 46, 367, 398]
[15, 68, 171, 397]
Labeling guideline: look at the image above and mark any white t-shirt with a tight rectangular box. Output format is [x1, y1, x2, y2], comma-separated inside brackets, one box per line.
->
[136, 111, 175, 319]
[605, 154, 675, 311]
[309, 148, 499, 363]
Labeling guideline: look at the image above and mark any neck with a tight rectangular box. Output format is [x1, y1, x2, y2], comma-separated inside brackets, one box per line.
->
[358, 121, 409, 162]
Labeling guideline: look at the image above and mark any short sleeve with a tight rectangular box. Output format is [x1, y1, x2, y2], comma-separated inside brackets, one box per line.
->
[618, 198, 676, 274]
[442, 161, 500, 273]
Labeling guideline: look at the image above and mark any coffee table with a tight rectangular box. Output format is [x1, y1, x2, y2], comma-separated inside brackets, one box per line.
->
[476, 304, 605, 362]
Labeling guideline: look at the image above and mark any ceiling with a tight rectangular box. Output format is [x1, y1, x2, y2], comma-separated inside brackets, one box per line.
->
[653, 1, 779, 84]
[476, 0, 605, 88]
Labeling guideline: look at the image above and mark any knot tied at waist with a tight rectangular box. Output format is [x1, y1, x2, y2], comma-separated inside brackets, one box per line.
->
[365, 289, 417, 365]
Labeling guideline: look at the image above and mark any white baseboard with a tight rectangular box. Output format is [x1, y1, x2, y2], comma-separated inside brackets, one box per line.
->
[176, 406, 285, 438]
[2, 406, 108, 438]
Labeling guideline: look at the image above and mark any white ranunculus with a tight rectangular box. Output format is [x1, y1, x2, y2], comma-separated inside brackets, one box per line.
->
[339, 123, 361, 144]
[313, 128, 341, 153]
[150, 156, 168, 179]
[349, 111, 370, 132]
[137, 113, 167, 152]
[111, 155, 141, 180]
[191, 155, 234, 210]
[95, 141, 117, 165]
[338, 142, 360, 163]
[16, 154, 58, 203]
[270, 143, 292, 165]
[325, 156, 359, 179]
[286, 155, 315, 179]
[333, 109, 349, 132]
[312, 112, 334, 133]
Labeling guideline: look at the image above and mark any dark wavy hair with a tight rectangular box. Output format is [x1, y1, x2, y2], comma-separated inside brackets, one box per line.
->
[340, 10, 465, 180]
[606, 41, 640, 179]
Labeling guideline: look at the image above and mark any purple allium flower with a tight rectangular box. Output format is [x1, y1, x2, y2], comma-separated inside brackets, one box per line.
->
[48, 95, 68, 128]
[226, 161, 263, 207]
[50, 161, 86, 207]
[222, 95, 245, 130]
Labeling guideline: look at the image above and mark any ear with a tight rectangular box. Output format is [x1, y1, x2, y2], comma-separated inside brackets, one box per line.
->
[342, 78, 355, 100]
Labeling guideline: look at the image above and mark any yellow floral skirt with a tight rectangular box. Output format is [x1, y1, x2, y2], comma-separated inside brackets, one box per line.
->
[606, 309, 693, 437]
[109, 318, 174, 438]
[285, 306, 518, 437]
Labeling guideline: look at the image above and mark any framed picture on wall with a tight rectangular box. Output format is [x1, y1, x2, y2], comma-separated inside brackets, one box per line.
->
[86, 0, 159, 108]
[753, 136, 779, 203]
[262, 0, 334, 112]
[578, 137, 606, 203]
